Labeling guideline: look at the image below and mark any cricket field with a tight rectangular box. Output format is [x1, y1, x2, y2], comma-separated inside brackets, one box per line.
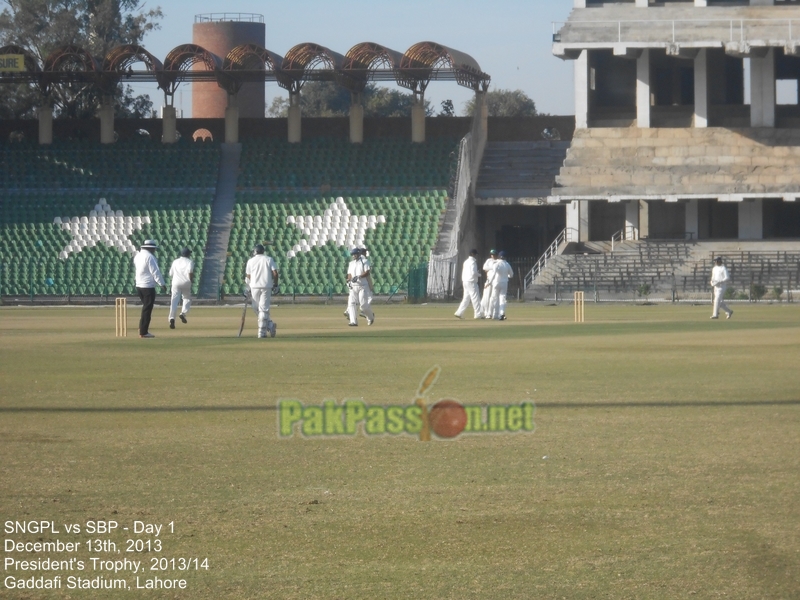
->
[1, 301, 798, 599]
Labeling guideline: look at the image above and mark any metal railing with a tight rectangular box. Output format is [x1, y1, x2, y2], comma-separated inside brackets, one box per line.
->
[195, 13, 264, 23]
[553, 18, 800, 45]
[611, 225, 639, 252]
[523, 228, 578, 291]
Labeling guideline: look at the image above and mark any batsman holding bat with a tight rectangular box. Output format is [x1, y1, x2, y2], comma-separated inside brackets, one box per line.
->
[245, 244, 279, 338]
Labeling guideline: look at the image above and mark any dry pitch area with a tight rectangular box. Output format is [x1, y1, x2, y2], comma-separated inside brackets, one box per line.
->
[1, 302, 799, 599]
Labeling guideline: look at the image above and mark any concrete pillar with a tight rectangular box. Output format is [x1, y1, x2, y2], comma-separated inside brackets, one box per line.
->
[288, 92, 301, 143]
[738, 199, 763, 240]
[349, 93, 364, 144]
[411, 95, 426, 143]
[474, 90, 488, 139]
[686, 200, 699, 240]
[639, 200, 650, 238]
[162, 105, 177, 144]
[579, 200, 590, 241]
[567, 201, 581, 241]
[695, 0, 707, 6]
[575, 50, 589, 129]
[224, 94, 239, 144]
[38, 105, 53, 145]
[637, 49, 651, 128]
[750, 49, 775, 127]
[694, 49, 709, 128]
[99, 102, 115, 144]
[573, 0, 586, 7]
[625, 200, 640, 239]
[635, 0, 648, 7]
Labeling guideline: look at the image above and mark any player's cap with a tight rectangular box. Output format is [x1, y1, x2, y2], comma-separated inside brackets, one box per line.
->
[254, 244, 265, 255]
[498, 250, 507, 258]
[714, 256, 723, 263]
[141, 239, 158, 249]
[489, 248, 497, 255]
[180, 247, 191, 257]
[350, 247, 361, 255]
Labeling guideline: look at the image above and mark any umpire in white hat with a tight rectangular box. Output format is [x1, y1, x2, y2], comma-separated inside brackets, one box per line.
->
[133, 239, 166, 338]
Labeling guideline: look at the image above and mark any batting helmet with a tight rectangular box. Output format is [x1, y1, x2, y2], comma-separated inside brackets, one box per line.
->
[180, 247, 191, 258]
[254, 244, 265, 255]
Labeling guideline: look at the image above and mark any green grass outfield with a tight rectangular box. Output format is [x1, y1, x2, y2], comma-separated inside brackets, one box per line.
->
[1, 302, 799, 599]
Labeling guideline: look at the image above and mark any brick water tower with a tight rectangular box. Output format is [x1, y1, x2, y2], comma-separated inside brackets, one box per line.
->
[192, 13, 265, 118]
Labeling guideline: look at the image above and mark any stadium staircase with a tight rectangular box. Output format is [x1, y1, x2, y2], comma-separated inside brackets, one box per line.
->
[476, 141, 570, 200]
[198, 143, 241, 299]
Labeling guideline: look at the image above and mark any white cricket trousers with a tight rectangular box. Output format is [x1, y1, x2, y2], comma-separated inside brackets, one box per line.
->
[169, 283, 192, 321]
[348, 282, 374, 324]
[251, 287, 273, 337]
[480, 284, 492, 317]
[488, 283, 509, 320]
[712, 285, 732, 318]
[455, 281, 483, 318]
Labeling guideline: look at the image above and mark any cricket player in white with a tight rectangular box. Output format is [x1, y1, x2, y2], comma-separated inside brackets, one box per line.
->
[245, 244, 279, 338]
[168, 247, 194, 329]
[346, 248, 374, 326]
[710, 256, 733, 319]
[488, 250, 514, 320]
[480, 249, 498, 318]
[454, 249, 483, 319]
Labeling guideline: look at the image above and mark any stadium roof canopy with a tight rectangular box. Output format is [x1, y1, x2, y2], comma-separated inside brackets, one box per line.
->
[0, 40, 490, 101]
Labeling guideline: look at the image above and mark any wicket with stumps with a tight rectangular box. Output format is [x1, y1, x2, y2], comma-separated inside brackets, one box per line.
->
[115, 297, 128, 337]
[574, 291, 585, 323]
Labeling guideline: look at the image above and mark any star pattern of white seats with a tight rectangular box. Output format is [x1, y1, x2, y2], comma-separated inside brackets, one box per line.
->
[55, 198, 150, 258]
[285, 197, 385, 258]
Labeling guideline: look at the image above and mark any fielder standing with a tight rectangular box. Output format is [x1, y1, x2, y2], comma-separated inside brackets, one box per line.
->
[168, 247, 194, 329]
[346, 248, 374, 326]
[454, 249, 483, 319]
[133, 239, 166, 338]
[480, 249, 498, 318]
[488, 250, 514, 320]
[710, 256, 733, 319]
[245, 244, 279, 338]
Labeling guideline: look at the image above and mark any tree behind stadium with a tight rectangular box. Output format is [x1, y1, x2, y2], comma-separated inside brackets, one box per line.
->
[0, 0, 162, 120]
[463, 89, 538, 117]
[266, 82, 433, 118]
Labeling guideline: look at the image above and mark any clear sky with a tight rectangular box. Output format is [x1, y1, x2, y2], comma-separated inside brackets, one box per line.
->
[129, 0, 575, 117]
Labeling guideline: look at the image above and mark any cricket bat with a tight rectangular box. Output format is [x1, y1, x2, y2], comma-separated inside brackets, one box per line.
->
[238, 294, 248, 338]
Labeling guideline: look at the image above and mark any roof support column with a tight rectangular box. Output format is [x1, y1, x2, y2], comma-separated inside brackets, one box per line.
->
[225, 93, 239, 143]
[411, 93, 426, 143]
[636, 49, 651, 128]
[38, 104, 53, 145]
[694, 49, 709, 128]
[473, 89, 488, 141]
[288, 91, 301, 144]
[574, 50, 589, 129]
[639, 200, 650, 238]
[750, 49, 775, 127]
[99, 97, 115, 144]
[350, 92, 364, 144]
[566, 201, 588, 243]
[162, 105, 177, 144]
[625, 200, 640, 240]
